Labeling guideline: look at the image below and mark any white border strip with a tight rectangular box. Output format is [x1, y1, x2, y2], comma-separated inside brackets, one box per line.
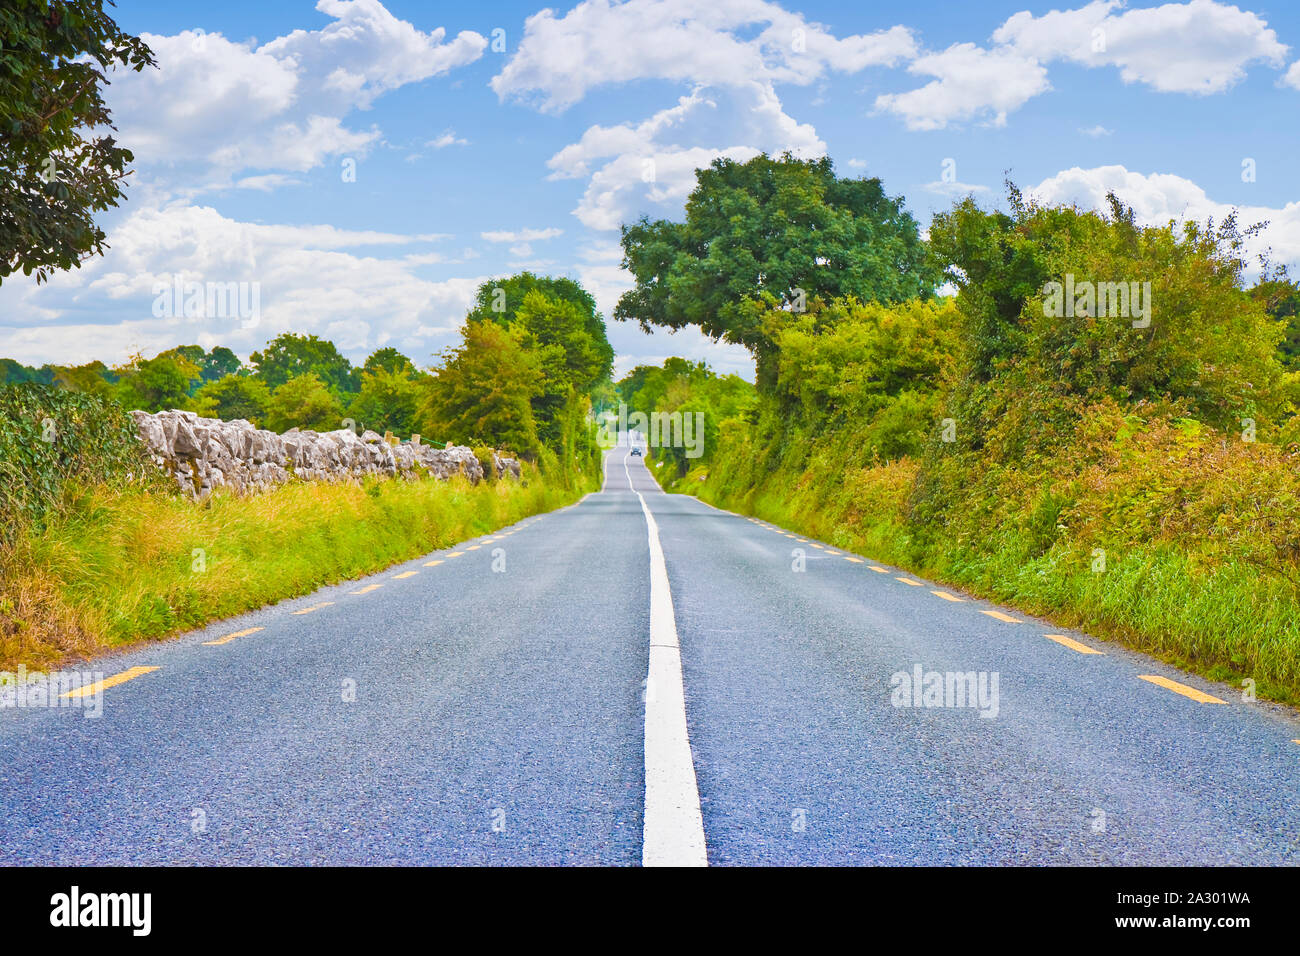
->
[623, 451, 708, 867]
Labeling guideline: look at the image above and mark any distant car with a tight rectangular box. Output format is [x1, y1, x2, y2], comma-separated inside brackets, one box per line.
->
[630, 447, 643, 456]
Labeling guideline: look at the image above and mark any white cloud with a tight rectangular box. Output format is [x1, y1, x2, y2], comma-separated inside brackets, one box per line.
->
[875, 43, 1050, 130]
[494, 0, 911, 232]
[1028, 164, 1300, 273]
[995, 0, 1286, 95]
[0, 204, 477, 366]
[491, 0, 915, 112]
[877, 1, 1287, 130]
[428, 130, 469, 149]
[480, 228, 564, 243]
[1079, 124, 1113, 137]
[551, 82, 824, 230]
[108, 1, 486, 192]
[233, 174, 305, 191]
[1282, 60, 1300, 89]
[261, 0, 486, 107]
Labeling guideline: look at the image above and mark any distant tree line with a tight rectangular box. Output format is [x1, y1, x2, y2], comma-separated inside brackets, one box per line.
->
[1, 272, 615, 464]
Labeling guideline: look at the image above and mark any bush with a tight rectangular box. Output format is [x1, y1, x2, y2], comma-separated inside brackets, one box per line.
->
[0, 384, 156, 543]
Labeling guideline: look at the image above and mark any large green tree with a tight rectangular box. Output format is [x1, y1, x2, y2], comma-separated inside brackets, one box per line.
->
[1, 0, 155, 284]
[166, 344, 243, 387]
[466, 271, 613, 385]
[348, 366, 424, 436]
[419, 320, 542, 456]
[192, 374, 272, 426]
[112, 351, 198, 412]
[615, 153, 934, 385]
[361, 346, 416, 378]
[263, 372, 345, 433]
[250, 333, 356, 394]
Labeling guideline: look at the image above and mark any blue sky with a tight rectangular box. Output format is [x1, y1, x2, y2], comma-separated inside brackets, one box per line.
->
[4, 0, 1299, 380]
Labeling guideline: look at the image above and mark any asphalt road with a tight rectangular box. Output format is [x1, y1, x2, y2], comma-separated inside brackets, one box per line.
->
[2, 447, 1298, 865]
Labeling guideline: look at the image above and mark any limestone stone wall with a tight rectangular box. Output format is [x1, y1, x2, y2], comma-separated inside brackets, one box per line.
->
[130, 409, 521, 498]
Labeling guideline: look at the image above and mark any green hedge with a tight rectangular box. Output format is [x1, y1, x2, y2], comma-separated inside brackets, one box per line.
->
[0, 384, 156, 543]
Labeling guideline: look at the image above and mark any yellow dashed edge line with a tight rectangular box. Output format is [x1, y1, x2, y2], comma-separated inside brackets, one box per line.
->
[424, 559, 444, 567]
[203, 626, 263, 646]
[446, 551, 464, 558]
[393, 571, 419, 579]
[61, 666, 159, 699]
[351, 584, 383, 595]
[843, 556, 864, 563]
[292, 602, 334, 615]
[1044, 633, 1103, 655]
[896, 577, 924, 587]
[980, 609, 1022, 623]
[930, 590, 964, 603]
[868, 566, 890, 574]
[465, 545, 481, 551]
[1138, 674, 1226, 704]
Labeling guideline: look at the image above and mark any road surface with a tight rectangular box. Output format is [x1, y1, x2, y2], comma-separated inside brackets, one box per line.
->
[2, 448, 1298, 865]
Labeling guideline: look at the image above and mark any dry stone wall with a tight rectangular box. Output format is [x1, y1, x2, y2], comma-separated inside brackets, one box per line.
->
[130, 409, 521, 498]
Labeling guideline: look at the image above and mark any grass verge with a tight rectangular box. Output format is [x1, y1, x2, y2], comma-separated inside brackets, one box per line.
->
[0, 461, 594, 671]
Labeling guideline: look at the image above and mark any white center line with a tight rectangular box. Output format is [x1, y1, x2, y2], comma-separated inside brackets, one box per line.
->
[623, 450, 708, 867]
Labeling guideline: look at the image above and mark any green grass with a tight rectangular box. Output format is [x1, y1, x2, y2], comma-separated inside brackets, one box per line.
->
[0, 461, 596, 671]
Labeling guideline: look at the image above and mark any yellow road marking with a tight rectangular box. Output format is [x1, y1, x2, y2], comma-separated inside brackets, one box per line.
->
[1138, 675, 1226, 704]
[393, 571, 419, 579]
[896, 577, 924, 587]
[424, 559, 444, 567]
[824, 549, 839, 555]
[980, 610, 1022, 623]
[809, 543, 825, 550]
[292, 602, 334, 615]
[61, 666, 159, 699]
[446, 551, 464, 558]
[930, 590, 964, 603]
[1044, 633, 1103, 655]
[203, 627, 263, 646]
[351, 584, 383, 595]
[465, 545, 481, 551]
[843, 555, 864, 563]
[869, 566, 890, 573]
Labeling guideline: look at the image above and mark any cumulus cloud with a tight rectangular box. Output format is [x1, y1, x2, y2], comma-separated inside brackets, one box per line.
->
[877, 0, 1287, 130]
[495, 1, 910, 231]
[875, 43, 1050, 130]
[0, 204, 478, 366]
[108, 0, 486, 192]
[549, 82, 825, 230]
[995, 0, 1286, 94]
[491, 0, 915, 112]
